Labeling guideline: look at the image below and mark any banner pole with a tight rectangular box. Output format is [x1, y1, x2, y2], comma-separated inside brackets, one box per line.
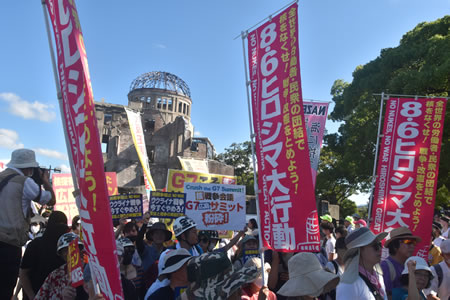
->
[241, 30, 267, 285]
[367, 92, 385, 226]
[40, 0, 100, 294]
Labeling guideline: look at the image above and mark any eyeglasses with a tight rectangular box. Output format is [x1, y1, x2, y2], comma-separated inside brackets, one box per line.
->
[371, 242, 382, 251]
[401, 239, 417, 246]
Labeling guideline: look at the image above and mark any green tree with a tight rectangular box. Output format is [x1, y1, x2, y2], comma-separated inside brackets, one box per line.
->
[318, 16, 450, 209]
[216, 141, 255, 195]
[338, 198, 357, 220]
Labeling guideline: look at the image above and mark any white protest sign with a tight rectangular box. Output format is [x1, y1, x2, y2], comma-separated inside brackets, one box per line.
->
[184, 182, 246, 231]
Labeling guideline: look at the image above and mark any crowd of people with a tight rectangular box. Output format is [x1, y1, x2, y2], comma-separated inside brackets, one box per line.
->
[1, 149, 449, 300]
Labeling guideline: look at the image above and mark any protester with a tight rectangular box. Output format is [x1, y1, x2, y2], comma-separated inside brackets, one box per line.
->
[147, 248, 192, 299]
[276, 252, 339, 300]
[381, 227, 421, 297]
[352, 213, 361, 222]
[335, 225, 348, 239]
[267, 251, 294, 300]
[392, 256, 433, 300]
[247, 218, 259, 237]
[233, 234, 259, 269]
[0, 148, 56, 299]
[185, 251, 258, 299]
[431, 221, 445, 248]
[20, 211, 69, 300]
[428, 233, 444, 266]
[172, 216, 202, 256]
[439, 215, 449, 239]
[321, 222, 336, 261]
[354, 219, 367, 229]
[198, 230, 216, 253]
[424, 239, 450, 300]
[336, 227, 388, 299]
[71, 215, 81, 235]
[320, 214, 333, 224]
[241, 256, 276, 299]
[34, 232, 88, 299]
[326, 237, 347, 276]
[116, 238, 139, 299]
[344, 216, 355, 234]
[144, 254, 170, 299]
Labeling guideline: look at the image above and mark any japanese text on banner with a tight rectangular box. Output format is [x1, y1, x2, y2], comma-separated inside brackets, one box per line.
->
[247, 3, 320, 252]
[370, 98, 447, 258]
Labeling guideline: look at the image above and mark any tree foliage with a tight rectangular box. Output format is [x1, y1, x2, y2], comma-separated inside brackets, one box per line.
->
[318, 16, 450, 209]
[216, 141, 255, 195]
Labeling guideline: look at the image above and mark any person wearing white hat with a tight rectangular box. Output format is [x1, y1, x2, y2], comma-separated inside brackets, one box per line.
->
[0, 148, 56, 299]
[424, 239, 450, 300]
[277, 252, 340, 299]
[391, 256, 433, 300]
[336, 227, 388, 300]
[147, 248, 192, 300]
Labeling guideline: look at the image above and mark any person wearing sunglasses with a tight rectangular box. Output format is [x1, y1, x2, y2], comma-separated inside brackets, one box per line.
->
[381, 227, 422, 298]
[337, 227, 388, 299]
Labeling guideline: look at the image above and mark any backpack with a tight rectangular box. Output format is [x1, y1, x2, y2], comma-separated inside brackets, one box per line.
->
[0, 173, 19, 193]
[432, 263, 443, 288]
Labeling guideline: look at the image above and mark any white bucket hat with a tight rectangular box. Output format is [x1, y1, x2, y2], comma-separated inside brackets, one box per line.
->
[341, 227, 388, 284]
[159, 248, 192, 276]
[7, 149, 39, 169]
[277, 252, 340, 297]
[401, 256, 432, 275]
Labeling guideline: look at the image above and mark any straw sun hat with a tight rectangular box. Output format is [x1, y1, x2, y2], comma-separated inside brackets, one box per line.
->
[277, 252, 340, 297]
[341, 227, 388, 284]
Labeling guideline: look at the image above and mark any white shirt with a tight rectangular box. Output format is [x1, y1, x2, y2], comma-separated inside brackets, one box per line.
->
[325, 236, 336, 260]
[425, 261, 450, 300]
[443, 228, 449, 239]
[9, 168, 52, 217]
[337, 275, 387, 300]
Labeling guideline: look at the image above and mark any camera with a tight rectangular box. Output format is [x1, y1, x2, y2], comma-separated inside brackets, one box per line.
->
[31, 166, 61, 186]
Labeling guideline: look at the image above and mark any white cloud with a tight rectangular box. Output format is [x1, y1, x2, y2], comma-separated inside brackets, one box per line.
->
[0, 92, 56, 122]
[34, 148, 68, 161]
[0, 128, 24, 149]
[194, 130, 202, 137]
[153, 43, 167, 49]
[58, 164, 72, 173]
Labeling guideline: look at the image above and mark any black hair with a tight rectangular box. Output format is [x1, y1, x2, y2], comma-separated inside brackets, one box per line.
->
[388, 239, 401, 256]
[320, 222, 335, 232]
[123, 222, 138, 234]
[335, 237, 347, 250]
[47, 210, 68, 227]
[399, 273, 432, 289]
[249, 218, 258, 229]
[335, 225, 348, 238]
[71, 215, 80, 230]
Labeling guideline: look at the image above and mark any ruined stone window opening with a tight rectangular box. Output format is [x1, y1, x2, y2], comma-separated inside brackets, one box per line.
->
[178, 102, 182, 112]
[145, 119, 155, 132]
[104, 113, 112, 125]
[146, 97, 151, 103]
[162, 98, 167, 110]
[168, 99, 173, 111]
[186, 105, 190, 116]
[177, 134, 183, 154]
[147, 146, 155, 163]
[157, 98, 162, 109]
[183, 103, 186, 114]
[101, 135, 109, 153]
[170, 139, 174, 157]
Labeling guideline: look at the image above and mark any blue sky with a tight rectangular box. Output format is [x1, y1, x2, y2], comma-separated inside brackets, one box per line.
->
[1, 1, 448, 203]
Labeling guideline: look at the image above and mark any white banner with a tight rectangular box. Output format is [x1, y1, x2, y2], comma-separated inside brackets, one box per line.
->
[125, 108, 155, 191]
[184, 182, 246, 231]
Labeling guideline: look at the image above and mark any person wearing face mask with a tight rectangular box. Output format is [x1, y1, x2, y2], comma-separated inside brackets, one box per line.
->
[0, 148, 56, 299]
[241, 257, 276, 300]
[118, 237, 139, 282]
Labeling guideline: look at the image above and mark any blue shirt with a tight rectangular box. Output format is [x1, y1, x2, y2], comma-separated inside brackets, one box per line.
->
[392, 287, 426, 300]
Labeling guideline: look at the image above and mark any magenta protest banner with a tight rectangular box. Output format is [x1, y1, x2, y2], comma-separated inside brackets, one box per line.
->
[304, 101, 329, 186]
[45, 0, 123, 298]
[247, 3, 320, 252]
[370, 98, 447, 258]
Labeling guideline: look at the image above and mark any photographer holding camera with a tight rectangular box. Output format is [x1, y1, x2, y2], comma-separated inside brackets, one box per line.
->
[0, 148, 56, 299]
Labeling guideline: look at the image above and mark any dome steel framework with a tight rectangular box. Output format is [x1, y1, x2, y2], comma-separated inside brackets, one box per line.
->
[129, 71, 191, 98]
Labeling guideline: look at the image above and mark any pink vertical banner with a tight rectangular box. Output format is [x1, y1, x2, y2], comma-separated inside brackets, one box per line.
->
[304, 101, 329, 186]
[45, 0, 123, 298]
[248, 3, 320, 252]
[370, 98, 447, 258]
